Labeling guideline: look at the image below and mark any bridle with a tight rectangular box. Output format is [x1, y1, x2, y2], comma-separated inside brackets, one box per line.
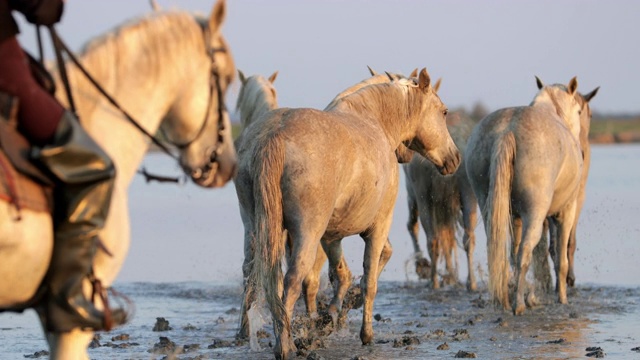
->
[159, 21, 229, 181]
[42, 18, 229, 183]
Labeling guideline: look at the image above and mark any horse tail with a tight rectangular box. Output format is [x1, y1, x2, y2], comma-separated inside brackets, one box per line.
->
[486, 131, 516, 308]
[249, 131, 289, 337]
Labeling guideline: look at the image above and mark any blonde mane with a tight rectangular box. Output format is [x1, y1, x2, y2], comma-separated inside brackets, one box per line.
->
[324, 74, 399, 110]
[531, 84, 581, 140]
[236, 75, 278, 129]
[326, 79, 426, 144]
[55, 11, 230, 126]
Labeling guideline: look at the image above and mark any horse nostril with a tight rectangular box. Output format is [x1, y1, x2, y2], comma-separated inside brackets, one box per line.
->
[192, 168, 203, 179]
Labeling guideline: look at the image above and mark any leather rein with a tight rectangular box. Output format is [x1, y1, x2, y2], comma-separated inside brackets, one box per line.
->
[41, 21, 227, 184]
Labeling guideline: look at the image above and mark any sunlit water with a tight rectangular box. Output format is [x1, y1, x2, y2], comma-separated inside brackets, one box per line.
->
[1, 144, 639, 358]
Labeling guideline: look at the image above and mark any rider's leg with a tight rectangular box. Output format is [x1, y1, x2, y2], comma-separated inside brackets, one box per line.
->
[0, 35, 129, 332]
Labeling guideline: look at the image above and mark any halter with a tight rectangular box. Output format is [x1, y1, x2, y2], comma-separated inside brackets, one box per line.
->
[43, 18, 229, 183]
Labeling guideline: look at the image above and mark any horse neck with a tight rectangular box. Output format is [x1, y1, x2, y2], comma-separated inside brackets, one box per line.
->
[239, 81, 278, 129]
[531, 89, 581, 141]
[52, 13, 204, 186]
[329, 84, 413, 148]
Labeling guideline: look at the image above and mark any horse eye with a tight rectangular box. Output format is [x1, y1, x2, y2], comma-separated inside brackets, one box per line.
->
[443, 109, 448, 116]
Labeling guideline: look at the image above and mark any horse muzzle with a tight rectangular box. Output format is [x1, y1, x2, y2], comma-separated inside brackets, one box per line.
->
[189, 145, 237, 188]
[437, 150, 461, 176]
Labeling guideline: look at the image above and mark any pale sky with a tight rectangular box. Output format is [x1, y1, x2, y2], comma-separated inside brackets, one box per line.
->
[15, 0, 640, 115]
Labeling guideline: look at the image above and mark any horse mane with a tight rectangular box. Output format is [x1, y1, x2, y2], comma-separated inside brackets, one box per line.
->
[530, 84, 580, 139]
[324, 73, 402, 110]
[236, 75, 278, 129]
[326, 79, 424, 142]
[55, 11, 222, 124]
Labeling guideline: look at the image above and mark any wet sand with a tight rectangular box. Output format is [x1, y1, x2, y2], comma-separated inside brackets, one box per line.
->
[16, 280, 639, 360]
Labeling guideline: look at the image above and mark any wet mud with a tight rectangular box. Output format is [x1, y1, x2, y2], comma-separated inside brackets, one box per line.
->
[16, 281, 640, 359]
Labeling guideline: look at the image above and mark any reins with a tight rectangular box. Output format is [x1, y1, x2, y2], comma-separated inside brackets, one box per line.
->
[37, 20, 228, 184]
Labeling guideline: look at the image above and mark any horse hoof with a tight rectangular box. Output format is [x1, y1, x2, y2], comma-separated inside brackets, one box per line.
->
[467, 282, 477, 292]
[360, 328, 374, 345]
[513, 302, 526, 315]
[567, 275, 575, 288]
[526, 293, 540, 308]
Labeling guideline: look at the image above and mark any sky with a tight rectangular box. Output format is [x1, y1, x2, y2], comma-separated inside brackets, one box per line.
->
[14, 0, 640, 116]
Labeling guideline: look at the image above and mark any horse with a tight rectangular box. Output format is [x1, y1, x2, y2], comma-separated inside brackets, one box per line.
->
[403, 109, 479, 290]
[236, 67, 418, 338]
[240, 69, 460, 359]
[233, 70, 280, 341]
[0, 1, 236, 358]
[533, 86, 599, 292]
[465, 76, 582, 315]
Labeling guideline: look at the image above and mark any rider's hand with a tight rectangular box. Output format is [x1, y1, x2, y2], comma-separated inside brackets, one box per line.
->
[12, 0, 65, 26]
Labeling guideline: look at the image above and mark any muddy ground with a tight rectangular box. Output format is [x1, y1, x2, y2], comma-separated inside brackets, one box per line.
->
[17, 280, 639, 360]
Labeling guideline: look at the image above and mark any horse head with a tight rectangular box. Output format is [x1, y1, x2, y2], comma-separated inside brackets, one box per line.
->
[236, 70, 279, 129]
[160, 0, 237, 188]
[532, 76, 582, 141]
[403, 68, 460, 175]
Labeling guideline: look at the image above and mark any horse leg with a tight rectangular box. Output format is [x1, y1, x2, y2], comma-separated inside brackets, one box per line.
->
[406, 186, 428, 279]
[566, 226, 577, 287]
[461, 192, 478, 291]
[532, 219, 553, 295]
[377, 238, 393, 278]
[513, 215, 545, 315]
[276, 229, 323, 358]
[359, 227, 390, 345]
[554, 202, 577, 305]
[442, 228, 458, 286]
[45, 330, 93, 360]
[301, 243, 328, 318]
[427, 232, 443, 289]
[511, 217, 523, 267]
[238, 227, 255, 339]
[322, 239, 352, 327]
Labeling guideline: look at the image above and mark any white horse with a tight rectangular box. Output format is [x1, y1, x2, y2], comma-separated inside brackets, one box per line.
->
[465, 77, 582, 315]
[242, 69, 460, 359]
[0, 1, 236, 358]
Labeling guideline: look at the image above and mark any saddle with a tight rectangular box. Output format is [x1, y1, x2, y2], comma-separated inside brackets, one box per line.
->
[0, 92, 53, 215]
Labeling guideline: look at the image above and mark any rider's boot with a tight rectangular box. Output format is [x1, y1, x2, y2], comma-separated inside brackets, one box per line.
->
[33, 110, 129, 332]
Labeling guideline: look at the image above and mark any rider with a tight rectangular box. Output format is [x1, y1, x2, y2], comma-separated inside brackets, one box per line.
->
[0, 0, 128, 331]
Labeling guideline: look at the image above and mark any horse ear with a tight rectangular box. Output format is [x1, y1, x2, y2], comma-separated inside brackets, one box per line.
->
[535, 75, 544, 90]
[409, 68, 418, 78]
[149, 0, 161, 11]
[209, 0, 227, 32]
[268, 71, 279, 84]
[367, 65, 378, 76]
[433, 78, 442, 93]
[384, 71, 395, 81]
[238, 70, 246, 84]
[583, 86, 600, 102]
[418, 68, 431, 90]
[567, 76, 578, 95]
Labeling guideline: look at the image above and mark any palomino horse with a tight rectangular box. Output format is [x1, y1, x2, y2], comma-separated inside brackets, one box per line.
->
[241, 69, 460, 359]
[0, 1, 236, 358]
[403, 109, 479, 290]
[233, 70, 280, 340]
[465, 77, 582, 315]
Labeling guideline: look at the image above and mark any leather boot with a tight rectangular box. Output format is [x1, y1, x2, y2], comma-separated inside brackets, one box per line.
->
[33, 110, 129, 332]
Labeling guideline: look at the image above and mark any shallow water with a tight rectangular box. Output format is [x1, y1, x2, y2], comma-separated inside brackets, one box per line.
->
[1, 144, 639, 359]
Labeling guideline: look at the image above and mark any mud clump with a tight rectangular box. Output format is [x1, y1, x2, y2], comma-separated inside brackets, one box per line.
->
[149, 336, 176, 354]
[547, 338, 569, 345]
[111, 333, 130, 341]
[207, 339, 233, 348]
[437, 342, 449, 350]
[153, 317, 172, 331]
[455, 350, 477, 358]
[586, 346, 606, 358]
[23, 351, 49, 359]
[392, 335, 420, 348]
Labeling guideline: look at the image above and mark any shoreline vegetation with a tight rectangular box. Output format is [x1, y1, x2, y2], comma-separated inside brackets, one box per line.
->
[228, 106, 640, 145]
[148, 105, 640, 149]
